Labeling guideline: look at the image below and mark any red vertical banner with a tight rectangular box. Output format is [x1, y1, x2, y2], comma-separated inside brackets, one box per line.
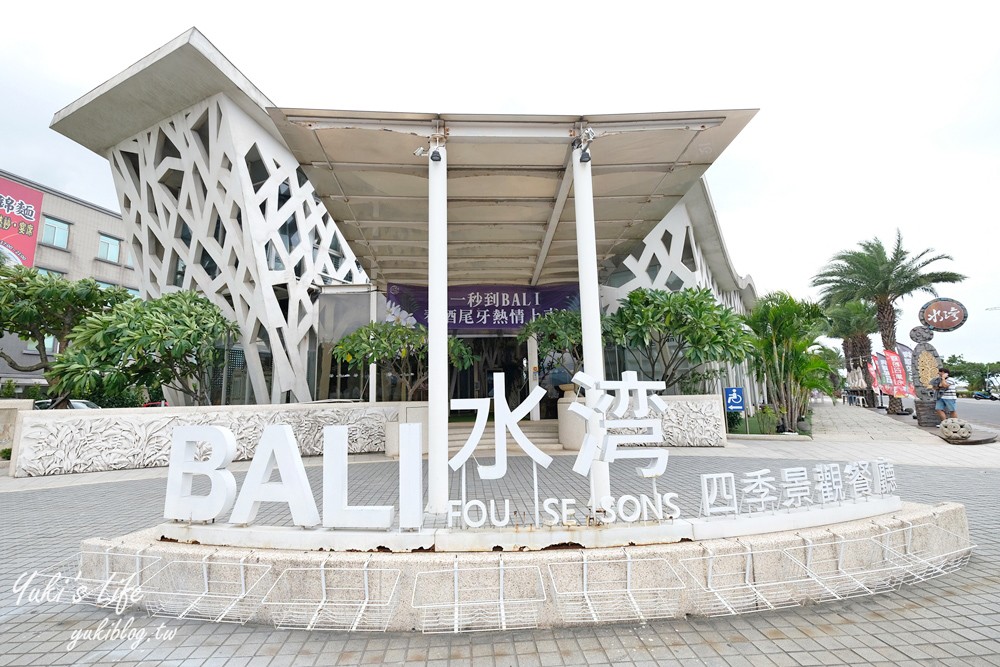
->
[0, 176, 44, 267]
[883, 350, 913, 398]
[868, 356, 880, 393]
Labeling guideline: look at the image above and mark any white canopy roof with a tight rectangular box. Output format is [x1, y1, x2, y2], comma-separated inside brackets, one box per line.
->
[49, 27, 756, 291]
[268, 108, 756, 288]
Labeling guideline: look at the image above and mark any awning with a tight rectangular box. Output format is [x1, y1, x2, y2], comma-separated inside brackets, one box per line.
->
[267, 108, 756, 288]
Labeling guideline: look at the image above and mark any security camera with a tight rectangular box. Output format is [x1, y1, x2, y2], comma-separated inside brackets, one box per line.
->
[583, 127, 596, 142]
[413, 147, 427, 157]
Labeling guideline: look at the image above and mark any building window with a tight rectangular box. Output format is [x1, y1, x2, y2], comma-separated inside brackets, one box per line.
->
[36, 267, 65, 277]
[41, 217, 70, 249]
[25, 336, 58, 356]
[126, 287, 141, 299]
[95, 280, 116, 289]
[98, 234, 121, 263]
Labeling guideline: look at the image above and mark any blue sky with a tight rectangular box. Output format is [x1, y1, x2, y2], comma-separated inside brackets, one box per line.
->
[3, 1, 998, 362]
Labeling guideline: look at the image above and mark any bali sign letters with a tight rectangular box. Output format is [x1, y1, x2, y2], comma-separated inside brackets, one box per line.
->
[163, 370, 902, 549]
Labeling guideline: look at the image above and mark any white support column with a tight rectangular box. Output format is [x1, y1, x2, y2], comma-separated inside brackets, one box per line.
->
[571, 143, 611, 509]
[528, 336, 540, 421]
[369, 289, 378, 403]
[426, 145, 449, 513]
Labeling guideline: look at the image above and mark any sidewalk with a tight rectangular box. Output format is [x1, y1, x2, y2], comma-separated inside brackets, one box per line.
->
[720, 398, 1000, 469]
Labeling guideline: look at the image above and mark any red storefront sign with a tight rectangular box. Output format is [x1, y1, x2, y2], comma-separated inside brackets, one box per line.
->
[0, 177, 43, 267]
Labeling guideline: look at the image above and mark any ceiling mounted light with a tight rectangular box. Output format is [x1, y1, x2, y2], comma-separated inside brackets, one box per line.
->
[430, 149, 442, 162]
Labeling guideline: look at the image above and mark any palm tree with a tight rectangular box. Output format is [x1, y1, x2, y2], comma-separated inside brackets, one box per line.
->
[745, 292, 834, 431]
[811, 230, 965, 414]
[825, 300, 879, 407]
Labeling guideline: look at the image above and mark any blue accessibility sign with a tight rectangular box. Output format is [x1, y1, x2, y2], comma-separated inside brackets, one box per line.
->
[724, 387, 745, 412]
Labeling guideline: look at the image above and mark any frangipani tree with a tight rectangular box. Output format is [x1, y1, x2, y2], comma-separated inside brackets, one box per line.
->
[0, 264, 133, 374]
[333, 321, 474, 401]
[516, 308, 585, 385]
[48, 291, 238, 406]
[604, 287, 754, 391]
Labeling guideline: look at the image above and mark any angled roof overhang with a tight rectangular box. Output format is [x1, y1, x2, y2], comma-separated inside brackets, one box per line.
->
[268, 108, 757, 288]
[50, 28, 281, 155]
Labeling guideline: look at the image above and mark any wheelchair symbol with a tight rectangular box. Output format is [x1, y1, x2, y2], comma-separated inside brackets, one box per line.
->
[726, 389, 743, 406]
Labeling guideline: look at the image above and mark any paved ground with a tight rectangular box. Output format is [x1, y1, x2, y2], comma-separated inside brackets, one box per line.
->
[1, 400, 999, 666]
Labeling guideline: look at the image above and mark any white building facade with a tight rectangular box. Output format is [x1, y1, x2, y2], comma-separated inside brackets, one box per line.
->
[51, 28, 758, 416]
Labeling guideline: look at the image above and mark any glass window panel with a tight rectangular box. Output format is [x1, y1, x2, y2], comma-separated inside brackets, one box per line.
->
[98, 234, 121, 263]
[42, 217, 69, 249]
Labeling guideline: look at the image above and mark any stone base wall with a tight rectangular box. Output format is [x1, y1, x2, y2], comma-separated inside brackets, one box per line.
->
[11, 402, 400, 478]
[915, 399, 940, 427]
[77, 501, 970, 632]
[558, 393, 726, 450]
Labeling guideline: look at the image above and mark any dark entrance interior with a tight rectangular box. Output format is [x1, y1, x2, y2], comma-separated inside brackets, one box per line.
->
[452, 336, 528, 405]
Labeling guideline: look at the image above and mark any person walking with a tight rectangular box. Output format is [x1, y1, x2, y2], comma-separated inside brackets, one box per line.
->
[931, 367, 959, 422]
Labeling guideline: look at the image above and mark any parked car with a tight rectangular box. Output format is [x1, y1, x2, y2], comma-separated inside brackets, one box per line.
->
[33, 399, 101, 410]
[142, 400, 169, 407]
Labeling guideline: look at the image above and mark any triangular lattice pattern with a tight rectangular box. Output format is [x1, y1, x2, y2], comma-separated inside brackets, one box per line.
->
[599, 204, 701, 313]
[108, 94, 363, 404]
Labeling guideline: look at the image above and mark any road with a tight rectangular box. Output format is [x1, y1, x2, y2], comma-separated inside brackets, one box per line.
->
[901, 396, 1000, 430]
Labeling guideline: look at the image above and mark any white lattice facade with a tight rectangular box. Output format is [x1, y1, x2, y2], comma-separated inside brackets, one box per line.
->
[108, 94, 362, 404]
[599, 202, 748, 316]
[599, 192, 758, 401]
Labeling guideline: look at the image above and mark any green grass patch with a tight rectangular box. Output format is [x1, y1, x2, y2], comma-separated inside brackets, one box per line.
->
[727, 411, 812, 436]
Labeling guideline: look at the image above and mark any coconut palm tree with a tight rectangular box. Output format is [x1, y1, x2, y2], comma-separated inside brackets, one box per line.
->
[824, 300, 879, 407]
[811, 230, 965, 414]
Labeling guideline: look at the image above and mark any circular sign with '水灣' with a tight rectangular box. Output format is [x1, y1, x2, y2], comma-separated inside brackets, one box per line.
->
[918, 298, 968, 332]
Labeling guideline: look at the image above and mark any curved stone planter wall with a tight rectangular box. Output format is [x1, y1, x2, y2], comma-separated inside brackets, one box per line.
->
[558, 393, 726, 451]
[11, 392, 725, 478]
[10, 403, 400, 478]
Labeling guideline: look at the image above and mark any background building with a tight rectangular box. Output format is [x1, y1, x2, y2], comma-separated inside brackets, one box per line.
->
[0, 170, 140, 393]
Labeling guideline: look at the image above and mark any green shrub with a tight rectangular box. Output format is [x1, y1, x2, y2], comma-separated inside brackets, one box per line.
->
[23, 385, 42, 400]
[756, 405, 779, 434]
[1, 448, 11, 461]
[726, 411, 743, 432]
[0, 380, 15, 398]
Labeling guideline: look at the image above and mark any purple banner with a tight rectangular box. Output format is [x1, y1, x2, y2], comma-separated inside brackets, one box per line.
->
[386, 283, 580, 330]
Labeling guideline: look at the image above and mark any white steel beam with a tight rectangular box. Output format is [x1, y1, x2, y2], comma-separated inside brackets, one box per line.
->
[530, 149, 575, 286]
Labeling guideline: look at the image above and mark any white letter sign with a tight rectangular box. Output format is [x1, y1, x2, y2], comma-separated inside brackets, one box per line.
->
[164, 426, 238, 522]
[230, 425, 320, 527]
[322, 426, 394, 529]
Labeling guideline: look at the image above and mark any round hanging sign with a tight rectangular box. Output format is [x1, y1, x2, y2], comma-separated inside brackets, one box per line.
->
[918, 298, 968, 332]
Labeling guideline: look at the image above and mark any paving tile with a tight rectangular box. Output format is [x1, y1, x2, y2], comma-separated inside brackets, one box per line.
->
[2, 414, 998, 667]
